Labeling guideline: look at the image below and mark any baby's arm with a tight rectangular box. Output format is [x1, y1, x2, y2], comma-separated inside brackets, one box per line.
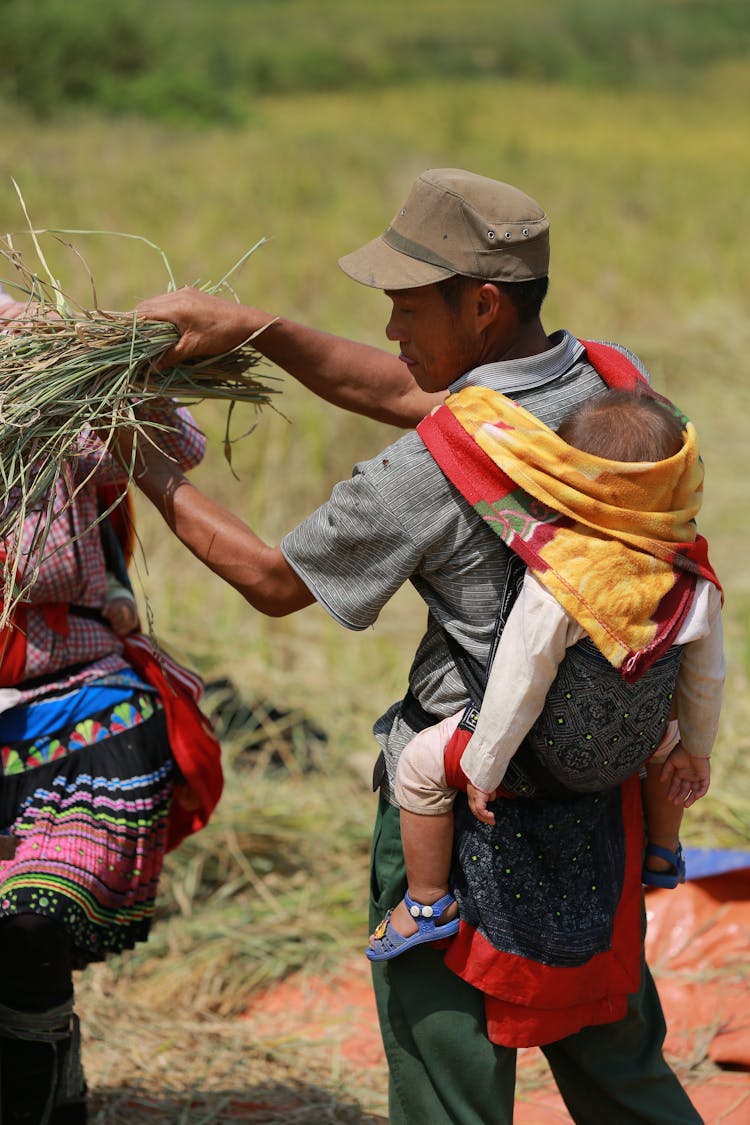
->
[666, 582, 725, 806]
[460, 574, 583, 797]
[646, 580, 724, 809]
[674, 584, 725, 748]
[659, 745, 711, 808]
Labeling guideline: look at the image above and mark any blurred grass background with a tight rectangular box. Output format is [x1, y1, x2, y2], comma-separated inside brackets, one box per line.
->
[2, 1, 749, 1119]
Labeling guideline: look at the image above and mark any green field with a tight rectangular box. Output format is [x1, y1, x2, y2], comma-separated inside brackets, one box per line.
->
[2, 12, 749, 1117]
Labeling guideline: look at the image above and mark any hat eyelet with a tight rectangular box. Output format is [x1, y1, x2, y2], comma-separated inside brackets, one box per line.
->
[504, 231, 513, 241]
[522, 228, 530, 237]
[486, 230, 496, 241]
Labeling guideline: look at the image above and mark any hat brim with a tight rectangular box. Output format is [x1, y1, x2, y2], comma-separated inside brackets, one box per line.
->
[338, 235, 456, 290]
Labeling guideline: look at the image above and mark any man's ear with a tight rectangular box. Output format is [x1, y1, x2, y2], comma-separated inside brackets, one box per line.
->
[476, 282, 503, 325]
[478, 281, 522, 334]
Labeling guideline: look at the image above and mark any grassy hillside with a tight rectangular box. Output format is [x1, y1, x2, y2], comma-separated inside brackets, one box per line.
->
[2, 53, 749, 1120]
[3, 0, 750, 121]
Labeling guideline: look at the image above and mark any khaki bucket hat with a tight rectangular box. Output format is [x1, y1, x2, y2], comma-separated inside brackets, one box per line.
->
[339, 168, 549, 290]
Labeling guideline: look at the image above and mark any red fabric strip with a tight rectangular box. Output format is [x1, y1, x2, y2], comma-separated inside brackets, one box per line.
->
[419, 403, 517, 507]
[578, 340, 648, 392]
[123, 637, 223, 852]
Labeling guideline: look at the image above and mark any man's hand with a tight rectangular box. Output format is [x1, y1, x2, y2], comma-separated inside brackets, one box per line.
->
[467, 782, 499, 825]
[660, 743, 711, 808]
[136, 288, 274, 366]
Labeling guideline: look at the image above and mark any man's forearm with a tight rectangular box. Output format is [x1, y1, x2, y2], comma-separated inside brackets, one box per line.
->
[252, 316, 443, 427]
[132, 438, 314, 617]
[135, 289, 444, 428]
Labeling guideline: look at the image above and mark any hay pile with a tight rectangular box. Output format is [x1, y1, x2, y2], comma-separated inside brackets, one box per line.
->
[0, 215, 280, 620]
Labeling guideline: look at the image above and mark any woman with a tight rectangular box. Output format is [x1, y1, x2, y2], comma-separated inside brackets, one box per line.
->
[0, 285, 221, 1124]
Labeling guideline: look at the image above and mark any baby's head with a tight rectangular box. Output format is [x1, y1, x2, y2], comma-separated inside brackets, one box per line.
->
[556, 390, 684, 463]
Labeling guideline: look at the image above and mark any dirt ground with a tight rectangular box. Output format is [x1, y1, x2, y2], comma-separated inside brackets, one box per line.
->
[80, 871, 749, 1124]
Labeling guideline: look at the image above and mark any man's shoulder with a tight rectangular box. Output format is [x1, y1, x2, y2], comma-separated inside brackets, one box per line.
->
[356, 427, 448, 482]
[349, 427, 474, 533]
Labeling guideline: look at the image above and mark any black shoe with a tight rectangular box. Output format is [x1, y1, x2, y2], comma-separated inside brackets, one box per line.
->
[1, 1037, 57, 1123]
[51, 1100, 88, 1124]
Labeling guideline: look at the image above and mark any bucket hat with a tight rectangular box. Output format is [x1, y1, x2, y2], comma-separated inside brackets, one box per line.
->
[339, 168, 549, 290]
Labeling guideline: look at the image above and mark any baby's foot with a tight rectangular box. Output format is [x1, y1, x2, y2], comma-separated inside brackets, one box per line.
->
[371, 899, 416, 946]
[642, 842, 685, 888]
[644, 836, 681, 874]
[368, 891, 459, 951]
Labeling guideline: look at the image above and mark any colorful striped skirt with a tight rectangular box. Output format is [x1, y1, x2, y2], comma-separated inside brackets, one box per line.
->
[0, 691, 175, 966]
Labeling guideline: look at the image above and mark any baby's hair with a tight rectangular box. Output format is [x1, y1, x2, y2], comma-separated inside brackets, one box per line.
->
[556, 390, 684, 463]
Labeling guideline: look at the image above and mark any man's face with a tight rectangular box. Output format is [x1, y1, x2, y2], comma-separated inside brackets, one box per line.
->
[384, 282, 483, 393]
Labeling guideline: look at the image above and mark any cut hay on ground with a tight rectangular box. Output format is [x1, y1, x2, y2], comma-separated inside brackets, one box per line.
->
[78, 978, 387, 1124]
[75, 692, 386, 1122]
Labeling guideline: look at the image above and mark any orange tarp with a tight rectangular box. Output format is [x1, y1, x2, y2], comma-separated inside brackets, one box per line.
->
[244, 864, 750, 1123]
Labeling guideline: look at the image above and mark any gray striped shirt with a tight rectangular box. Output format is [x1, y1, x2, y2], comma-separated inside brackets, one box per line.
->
[281, 330, 650, 801]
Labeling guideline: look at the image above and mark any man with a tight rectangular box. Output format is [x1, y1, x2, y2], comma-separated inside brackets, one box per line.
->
[130, 169, 701, 1123]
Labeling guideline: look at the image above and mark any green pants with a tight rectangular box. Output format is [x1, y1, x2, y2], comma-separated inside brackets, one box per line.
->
[370, 797, 702, 1125]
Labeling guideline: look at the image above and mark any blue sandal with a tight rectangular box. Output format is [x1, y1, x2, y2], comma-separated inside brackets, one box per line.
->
[366, 891, 460, 962]
[642, 843, 686, 889]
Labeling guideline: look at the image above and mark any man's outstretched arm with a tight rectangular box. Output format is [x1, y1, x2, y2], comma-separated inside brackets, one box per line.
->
[136, 288, 444, 428]
[125, 431, 314, 617]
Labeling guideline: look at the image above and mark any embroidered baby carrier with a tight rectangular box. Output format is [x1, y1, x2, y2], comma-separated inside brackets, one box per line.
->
[455, 563, 684, 799]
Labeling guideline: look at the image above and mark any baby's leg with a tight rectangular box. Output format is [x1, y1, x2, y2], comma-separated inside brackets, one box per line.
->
[384, 807, 458, 941]
[370, 713, 461, 951]
[641, 719, 685, 884]
[642, 762, 684, 875]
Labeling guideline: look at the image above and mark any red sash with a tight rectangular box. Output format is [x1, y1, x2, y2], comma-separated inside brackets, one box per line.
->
[122, 635, 223, 853]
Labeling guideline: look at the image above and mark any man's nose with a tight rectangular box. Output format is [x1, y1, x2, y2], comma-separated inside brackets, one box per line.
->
[385, 313, 401, 342]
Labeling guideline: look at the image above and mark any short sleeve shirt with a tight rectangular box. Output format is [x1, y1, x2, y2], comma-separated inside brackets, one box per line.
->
[280, 330, 650, 801]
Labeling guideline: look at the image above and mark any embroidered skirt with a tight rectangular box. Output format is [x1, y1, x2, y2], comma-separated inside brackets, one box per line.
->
[0, 692, 175, 965]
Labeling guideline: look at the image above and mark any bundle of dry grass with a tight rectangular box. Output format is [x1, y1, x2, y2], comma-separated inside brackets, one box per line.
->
[0, 203, 280, 621]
